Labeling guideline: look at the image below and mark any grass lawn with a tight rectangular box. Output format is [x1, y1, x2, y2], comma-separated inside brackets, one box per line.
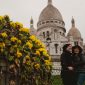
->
[51, 75, 63, 85]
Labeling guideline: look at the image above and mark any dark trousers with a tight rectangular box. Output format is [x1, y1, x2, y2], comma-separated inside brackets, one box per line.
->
[77, 72, 85, 85]
[61, 70, 77, 85]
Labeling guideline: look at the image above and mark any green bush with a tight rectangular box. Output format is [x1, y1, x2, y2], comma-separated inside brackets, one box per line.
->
[51, 76, 63, 85]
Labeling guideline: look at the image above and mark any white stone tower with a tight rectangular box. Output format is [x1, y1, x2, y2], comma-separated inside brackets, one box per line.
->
[37, 0, 68, 75]
[67, 17, 83, 47]
[30, 17, 36, 35]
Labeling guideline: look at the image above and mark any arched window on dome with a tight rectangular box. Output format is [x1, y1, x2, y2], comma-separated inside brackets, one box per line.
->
[43, 32, 45, 38]
[60, 32, 61, 35]
[63, 33, 65, 36]
[47, 31, 50, 37]
[39, 23, 41, 25]
[46, 21, 49, 23]
[55, 21, 58, 23]
[55, 44, 58, 53]
[42, 22, 45, 24]
[54, 29, 57, 40]
[51, 21, 53, 23]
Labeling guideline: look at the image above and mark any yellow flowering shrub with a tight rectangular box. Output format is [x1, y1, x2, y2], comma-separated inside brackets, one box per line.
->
[11, 36, 18, 42]
[29, 35, 36, 41]
[34, 63, 40, 69]
[0, 42, 5, 47]
[16, 51, 22, 58]
[0, 16, 4, 21]
[15, 22, 23, 28]
[10, 22, 16, 28]
[19, 28, 30, 33]
[25, 41, 33, 49]
[0, 15, 52, 85]
[1, 32, 8, 38]
[35, 50, 40, 56]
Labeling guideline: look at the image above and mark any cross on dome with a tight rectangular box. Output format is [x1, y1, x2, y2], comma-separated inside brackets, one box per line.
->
[48, 0, 52, 5]
[71, 16, 75, 27]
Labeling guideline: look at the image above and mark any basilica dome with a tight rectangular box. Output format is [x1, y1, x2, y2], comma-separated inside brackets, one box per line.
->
[67, 27, 81, 38]
[39, 0, 63, 22]
[67, 18, 81, 39]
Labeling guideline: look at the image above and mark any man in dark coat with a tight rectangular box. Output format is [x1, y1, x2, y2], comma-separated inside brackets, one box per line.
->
[60, 44, 76, 85]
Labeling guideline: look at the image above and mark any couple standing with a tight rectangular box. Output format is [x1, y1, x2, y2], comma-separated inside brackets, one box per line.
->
[60, 44, 85, 85]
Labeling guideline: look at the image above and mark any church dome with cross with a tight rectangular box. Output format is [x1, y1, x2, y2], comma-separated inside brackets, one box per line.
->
[67, 18, 81, 39]
[39, 0, 63, 22]
[37, 0, 65, 32]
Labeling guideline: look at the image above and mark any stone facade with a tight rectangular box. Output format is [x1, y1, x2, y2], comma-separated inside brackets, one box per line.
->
[30, 0, 84, 75]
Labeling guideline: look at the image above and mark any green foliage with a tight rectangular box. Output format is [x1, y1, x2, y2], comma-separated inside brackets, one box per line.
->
[0, 15, 52, 85]
[51, 76, 63, 85]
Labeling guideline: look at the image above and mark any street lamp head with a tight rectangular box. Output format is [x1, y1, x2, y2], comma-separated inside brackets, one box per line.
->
[46, 37, 51, 43]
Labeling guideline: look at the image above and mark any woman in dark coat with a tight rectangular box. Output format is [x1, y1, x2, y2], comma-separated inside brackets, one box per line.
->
[60, 44, 76, 85]
[72, 45, 85, 85]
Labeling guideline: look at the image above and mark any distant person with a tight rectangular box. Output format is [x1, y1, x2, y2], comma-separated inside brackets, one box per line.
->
[60, 44, 76, 85]
[72, 45, 85, 85]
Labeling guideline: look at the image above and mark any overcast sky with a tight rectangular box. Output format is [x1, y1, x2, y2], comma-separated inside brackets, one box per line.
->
[0, 0, 85, 42]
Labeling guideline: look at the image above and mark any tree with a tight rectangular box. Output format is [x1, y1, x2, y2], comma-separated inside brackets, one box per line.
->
[0, 15, 52, 85]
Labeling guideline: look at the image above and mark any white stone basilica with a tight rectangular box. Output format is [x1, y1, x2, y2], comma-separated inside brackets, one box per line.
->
[30, 0, 83, 75]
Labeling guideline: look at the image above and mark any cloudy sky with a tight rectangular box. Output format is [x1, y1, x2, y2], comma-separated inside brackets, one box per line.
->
[0, 0, 85, 42]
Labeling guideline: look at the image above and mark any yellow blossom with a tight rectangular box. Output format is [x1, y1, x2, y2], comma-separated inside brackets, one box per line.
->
[38, 48, 47, 52]
[29, 35, 36, 41]
[27, 40, 32, 43]
[42, 51, 48, 56]
[17, 40, 21, 44]
[0, 16, 3, 21]
[41, 43, 46, 48]
[0, 48, 4, 52]
[35, 39, 41, 45]
[11, 36, 18, 42]
[0, 42, 5, 48]
[23, 56, 30, 64]
[26, 41, 33, 49]
[10, 22, 15, 28]
[16, 51, 22, 58]
[34, 63, 40, 69]
[15, 22, 23, 28]
[35, 50, 40, 56]
[46, 66, 51, 70]
[1, 32, 7, 38]
[13, 45, 17, 48]
[44, 60, 51, 66]
[35, 40, 45, 48]
[19, 28, 30, 33]
[26, 61, 31, 65]
[25, 55, 30, 59]
[48, 56, 51, 61]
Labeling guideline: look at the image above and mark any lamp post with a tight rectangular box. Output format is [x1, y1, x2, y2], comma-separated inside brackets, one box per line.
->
[46, 37, 51, 54]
